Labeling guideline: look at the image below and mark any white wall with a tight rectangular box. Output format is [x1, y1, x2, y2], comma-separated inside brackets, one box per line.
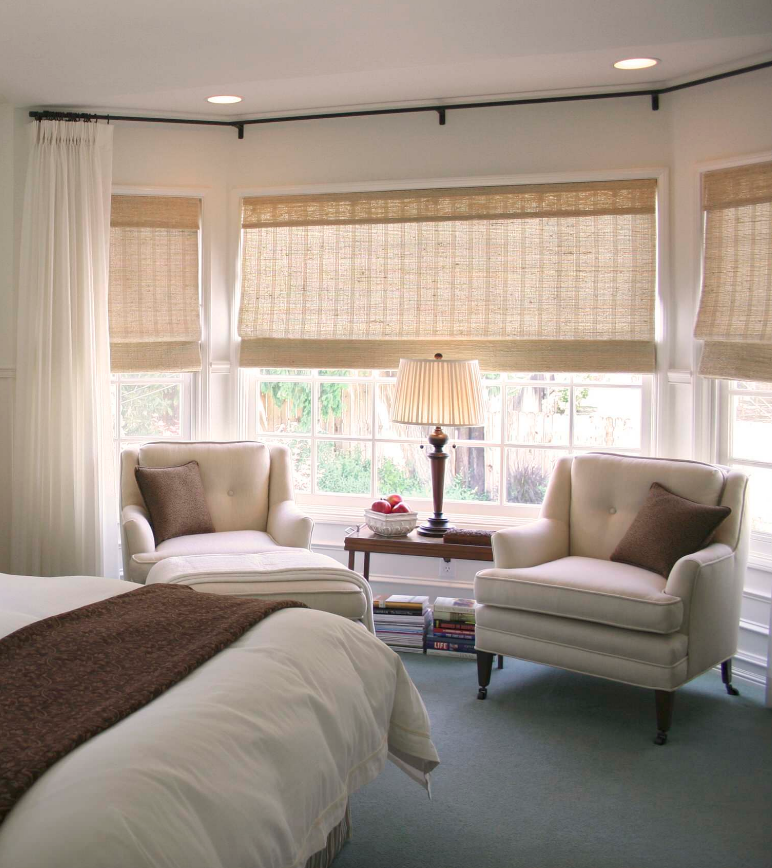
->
[0, 68, 770, 681]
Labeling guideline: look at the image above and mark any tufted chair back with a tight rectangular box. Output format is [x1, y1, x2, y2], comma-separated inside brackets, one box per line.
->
[121, 441, 277, 532]
[545, 453, 740, 561]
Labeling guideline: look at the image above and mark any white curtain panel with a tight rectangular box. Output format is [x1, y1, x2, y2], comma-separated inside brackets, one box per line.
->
[12, 120, 118, 578]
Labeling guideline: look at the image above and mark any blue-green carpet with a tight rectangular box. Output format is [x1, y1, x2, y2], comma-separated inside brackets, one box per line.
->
[335, 655, 771, 868]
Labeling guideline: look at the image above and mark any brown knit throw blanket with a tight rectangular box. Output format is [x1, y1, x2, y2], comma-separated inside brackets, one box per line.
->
[0, 584, 306, 826]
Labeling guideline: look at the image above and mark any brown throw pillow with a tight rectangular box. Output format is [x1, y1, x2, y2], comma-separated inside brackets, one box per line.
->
[134, 461, 215, 545]
[610, 482, 731, 578]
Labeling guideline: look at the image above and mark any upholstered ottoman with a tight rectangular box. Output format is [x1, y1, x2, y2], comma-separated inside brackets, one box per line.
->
[146, 550, 374, 633]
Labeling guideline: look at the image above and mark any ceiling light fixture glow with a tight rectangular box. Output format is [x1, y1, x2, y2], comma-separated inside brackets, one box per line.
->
[613, 58, 659, 70]
[207, 95, 242, 104]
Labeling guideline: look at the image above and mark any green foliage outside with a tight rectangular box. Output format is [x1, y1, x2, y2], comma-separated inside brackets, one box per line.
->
[316, 441, 371, 494]
[377, 458, 429, 498]
[120, 384, 180, 437]
[445, 474, 493, 502]
[506, 462, 550, 505]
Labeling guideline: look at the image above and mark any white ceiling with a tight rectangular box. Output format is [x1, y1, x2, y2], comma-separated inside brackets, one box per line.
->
[1, 0, 771, 117]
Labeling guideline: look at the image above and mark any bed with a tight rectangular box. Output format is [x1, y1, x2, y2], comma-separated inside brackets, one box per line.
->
[0, 573, 439, 868]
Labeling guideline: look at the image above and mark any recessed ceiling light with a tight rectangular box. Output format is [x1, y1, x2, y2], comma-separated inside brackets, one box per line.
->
[207, 95, 242, 104]
[613, 58, 659, 70]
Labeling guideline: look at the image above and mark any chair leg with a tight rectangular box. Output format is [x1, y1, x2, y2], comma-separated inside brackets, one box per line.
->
[721, 659, 740, 696]
[477, 651, 494, 700]
[497, 654, 504, 670]
[654, 690, 675, 745]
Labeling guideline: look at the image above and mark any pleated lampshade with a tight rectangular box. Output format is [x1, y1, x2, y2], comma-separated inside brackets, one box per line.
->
[391, 358, 485, 427]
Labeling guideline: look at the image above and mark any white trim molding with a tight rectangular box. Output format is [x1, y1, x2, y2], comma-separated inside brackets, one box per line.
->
[667, 370, 692, 385]
[748, 552, 772, 575]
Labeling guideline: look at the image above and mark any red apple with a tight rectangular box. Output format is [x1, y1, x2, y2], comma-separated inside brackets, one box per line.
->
[391, 502, 411, 514]
[386, 493, 403, 508]
[370, 499, 392, 514]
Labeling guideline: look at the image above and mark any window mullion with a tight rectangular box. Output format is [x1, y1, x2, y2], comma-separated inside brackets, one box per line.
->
[311, 371, 319, 495]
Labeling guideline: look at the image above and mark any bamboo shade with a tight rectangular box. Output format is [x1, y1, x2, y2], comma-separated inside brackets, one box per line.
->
[109, 195, 202, 372]
[239, 180, 657, 372]
[695, 161, 772, 382]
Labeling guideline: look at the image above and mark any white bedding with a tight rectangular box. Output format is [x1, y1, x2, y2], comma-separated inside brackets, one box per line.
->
[0, 573, 439, 868]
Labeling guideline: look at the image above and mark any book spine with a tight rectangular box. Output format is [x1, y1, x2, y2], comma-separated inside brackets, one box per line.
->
[427, 640, 476, 652]
[433, 609, 476, 619]
[425, 648, 477, 659]
[434, 620, 475, 631]
[432, 629, 476, 640]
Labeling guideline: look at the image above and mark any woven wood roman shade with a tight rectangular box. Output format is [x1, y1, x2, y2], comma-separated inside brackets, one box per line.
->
[109, 195, 202, 372]
[695, 161, 772, 382]
[239, 180, 657, 372]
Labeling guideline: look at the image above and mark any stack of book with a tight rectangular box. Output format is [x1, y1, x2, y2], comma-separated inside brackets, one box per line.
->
[372, 594, 430, 653]
[426, 597, 477, 659]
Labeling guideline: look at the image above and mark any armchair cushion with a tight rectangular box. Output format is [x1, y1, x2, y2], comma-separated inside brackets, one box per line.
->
[610, 482, 731, 578]
[128, 531, 287, 584]
[137, 530, 286, 563]
[134, 461, 215, 544]
[475, 556, 683, 634]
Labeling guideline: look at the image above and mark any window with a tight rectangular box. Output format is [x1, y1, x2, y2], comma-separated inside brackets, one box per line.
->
[108, 192, 203, 461]
[110, 372, 194, 463]
[244, 369, 649, 515]
[721, 380, 772, 536]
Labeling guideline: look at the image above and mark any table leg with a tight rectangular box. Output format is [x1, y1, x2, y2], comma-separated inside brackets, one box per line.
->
[363, 552, 371, 582]
[497, 655, 504, 670]
[347, 551, 355, 571]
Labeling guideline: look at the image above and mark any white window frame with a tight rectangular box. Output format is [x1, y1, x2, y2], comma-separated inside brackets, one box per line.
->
[693, 151, 772, 558]
[233, 169, 663, 526]
[110, 185, 211, 453]
[111, 372, 195, 463]
[718, 379, 772, 550]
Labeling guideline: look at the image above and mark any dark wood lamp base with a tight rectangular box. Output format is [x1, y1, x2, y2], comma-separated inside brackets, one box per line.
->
[419, 425, 453, 537]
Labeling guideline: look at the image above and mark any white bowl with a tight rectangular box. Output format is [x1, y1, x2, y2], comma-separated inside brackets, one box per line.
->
[364, 509, 418, 537]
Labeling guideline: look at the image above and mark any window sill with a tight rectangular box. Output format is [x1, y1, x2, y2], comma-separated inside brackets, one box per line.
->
[302, 501, 535, 531]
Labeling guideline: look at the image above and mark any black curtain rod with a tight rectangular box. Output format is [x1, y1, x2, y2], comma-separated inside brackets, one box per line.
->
[29, 58, 772, 140]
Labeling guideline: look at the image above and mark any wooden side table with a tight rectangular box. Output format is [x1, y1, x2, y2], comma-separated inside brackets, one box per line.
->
[344, 526, 494, 580]
[343, 527, 502, 668]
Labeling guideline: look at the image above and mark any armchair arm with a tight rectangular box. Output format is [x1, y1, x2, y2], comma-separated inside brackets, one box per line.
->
[267, 500, 314, 549]
[665, 542, 740, 679]
[491, 518, 569, 570]
[121, 505, 155, 557]
[664, 542, 735, 599]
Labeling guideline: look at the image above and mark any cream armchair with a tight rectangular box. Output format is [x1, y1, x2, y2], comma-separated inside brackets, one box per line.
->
[120, 441, 313, 584]
[474, 453, 749, 744]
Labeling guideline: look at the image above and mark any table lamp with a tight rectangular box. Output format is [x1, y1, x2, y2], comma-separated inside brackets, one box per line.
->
[391, 354, 485, 536]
